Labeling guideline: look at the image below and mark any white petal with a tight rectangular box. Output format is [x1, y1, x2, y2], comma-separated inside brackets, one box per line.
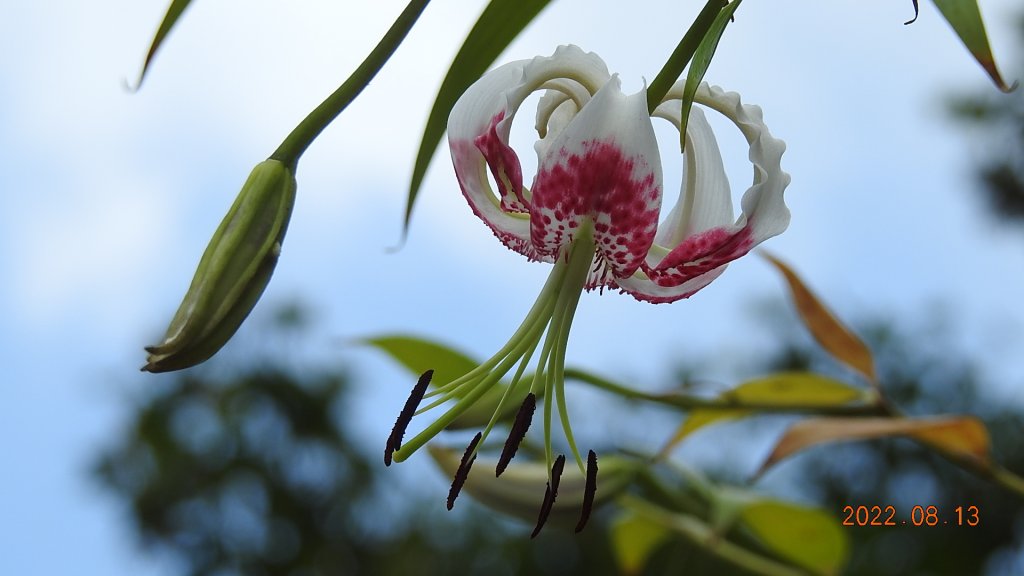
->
[447, 45, 611, 259]
[652, 105, 735, 247]
[694, 83, 791, 245]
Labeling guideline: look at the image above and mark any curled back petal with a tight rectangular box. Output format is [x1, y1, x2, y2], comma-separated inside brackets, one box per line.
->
[529, 77, 663, 280]
[619, 82, 790, 304]
[448, 45, 611, 260]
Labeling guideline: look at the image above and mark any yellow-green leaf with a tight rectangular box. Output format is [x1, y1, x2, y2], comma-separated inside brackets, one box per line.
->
[135, 0, 193, 89]
[610, 513, 672, 576]
[932, 0, 1015, 92]
[740, 501, 849, 576]
[405, 0, 552, 231]
[661, 373, 864, 454]
[361, 334, 476, 387]
[763, 253, 877, 385]
[759, 416, 992, 475]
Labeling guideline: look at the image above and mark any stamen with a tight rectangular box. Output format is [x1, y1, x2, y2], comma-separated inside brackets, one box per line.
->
[531, 454, 566, 538]
[496, 393, 537, 477]
[384, 369, 433, 466]
[447, 432, 482, 510]
[575, 450, 599, 533]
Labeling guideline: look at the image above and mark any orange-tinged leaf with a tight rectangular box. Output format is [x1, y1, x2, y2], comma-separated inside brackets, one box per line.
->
[763, 253, 877, 385]
[759, 416, 991, 475]
[660, 373, 864, 455]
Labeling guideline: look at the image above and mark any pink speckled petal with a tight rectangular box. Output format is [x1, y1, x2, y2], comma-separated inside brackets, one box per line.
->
[618, 83, 790, 304]
[448, 45, 611, 259]
[529, 77, 662, 279]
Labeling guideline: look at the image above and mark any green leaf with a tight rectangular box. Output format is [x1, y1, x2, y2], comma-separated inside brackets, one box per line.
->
[360, 334, 537, 429]
[931, 0, 1015, 92]
[678, 0, 743, 149]
[740, 501, 849, 576]
[661, 372, 864, 453]
[405, 0, 552, 232]
[647, 0, 728, 113]
[763, 253, 878, 386]
[361, 334, 476, 387]
[135, 0, 193, 89]
[610, 513, 672, 576]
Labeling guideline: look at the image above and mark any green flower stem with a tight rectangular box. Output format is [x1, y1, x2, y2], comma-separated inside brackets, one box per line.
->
[424, 259, 569, 400]
[621, 495, 806, 576]
[564, 368, 884, 416]
[394, 252, 572, 463]
[646, 0, 728, 114]
[269, 0, 431, 168]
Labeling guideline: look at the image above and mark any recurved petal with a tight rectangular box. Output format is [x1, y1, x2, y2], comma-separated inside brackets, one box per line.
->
[447, 45, 611, 259]
[529, 77, 662, 278]
[651, 105, 734, 247]
[619, 83, 790, 304]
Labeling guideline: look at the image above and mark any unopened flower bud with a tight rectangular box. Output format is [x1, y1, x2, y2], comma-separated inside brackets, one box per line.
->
[143, 159, 296, 372]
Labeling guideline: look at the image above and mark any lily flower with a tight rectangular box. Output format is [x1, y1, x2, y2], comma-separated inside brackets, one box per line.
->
[385, 45, 790, 534]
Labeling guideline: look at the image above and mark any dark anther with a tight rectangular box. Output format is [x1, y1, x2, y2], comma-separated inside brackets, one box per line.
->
[905, 0, 919, 25]
[575, 450, 599, 533]
[384, 369, 433, 466]
[447, 432, 482, 510]
[496, 393, 536, 477]
[531, 454, 566, 538]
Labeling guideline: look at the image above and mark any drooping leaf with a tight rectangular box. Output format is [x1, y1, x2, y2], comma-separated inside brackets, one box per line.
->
[740, 501, 849, 576]
[647, 0, 728, 113]
[678, 0, 743, 149]
[661, 372, 865, 454]
[610, 513, 672, 576]
[763, 253, 877, 385]
[931, 0, 1015, 92]
[759, 416, 992, 475]
[134, 0, 193, 89]
[405, 0, 552, 231]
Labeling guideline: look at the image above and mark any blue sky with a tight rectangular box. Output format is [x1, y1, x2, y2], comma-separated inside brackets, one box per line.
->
[1, 1, 1023, 574]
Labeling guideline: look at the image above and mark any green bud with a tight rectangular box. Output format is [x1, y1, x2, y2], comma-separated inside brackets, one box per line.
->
[143, 159, 297, 372]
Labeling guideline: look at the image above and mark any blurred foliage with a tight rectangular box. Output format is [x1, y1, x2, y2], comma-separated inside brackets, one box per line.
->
[949, 13, 1024, 223]
[96, 304, 1024, 575]
[761, 319, 1024, 576]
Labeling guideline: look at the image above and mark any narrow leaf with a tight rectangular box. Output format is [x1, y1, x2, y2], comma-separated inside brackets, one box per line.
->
[610, 513, 672, 576]
[679, 0, 743, 149]
[405, 0, 552, 232]
[134, 0, 193, 89]
[740, 501, 849, 576]
[759, 416, 992, 475]
[931, 0, 1015, 92]
[661, 373, 864, 454]
[763, 253, 877, 385]
[647, 0, 728, 113]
